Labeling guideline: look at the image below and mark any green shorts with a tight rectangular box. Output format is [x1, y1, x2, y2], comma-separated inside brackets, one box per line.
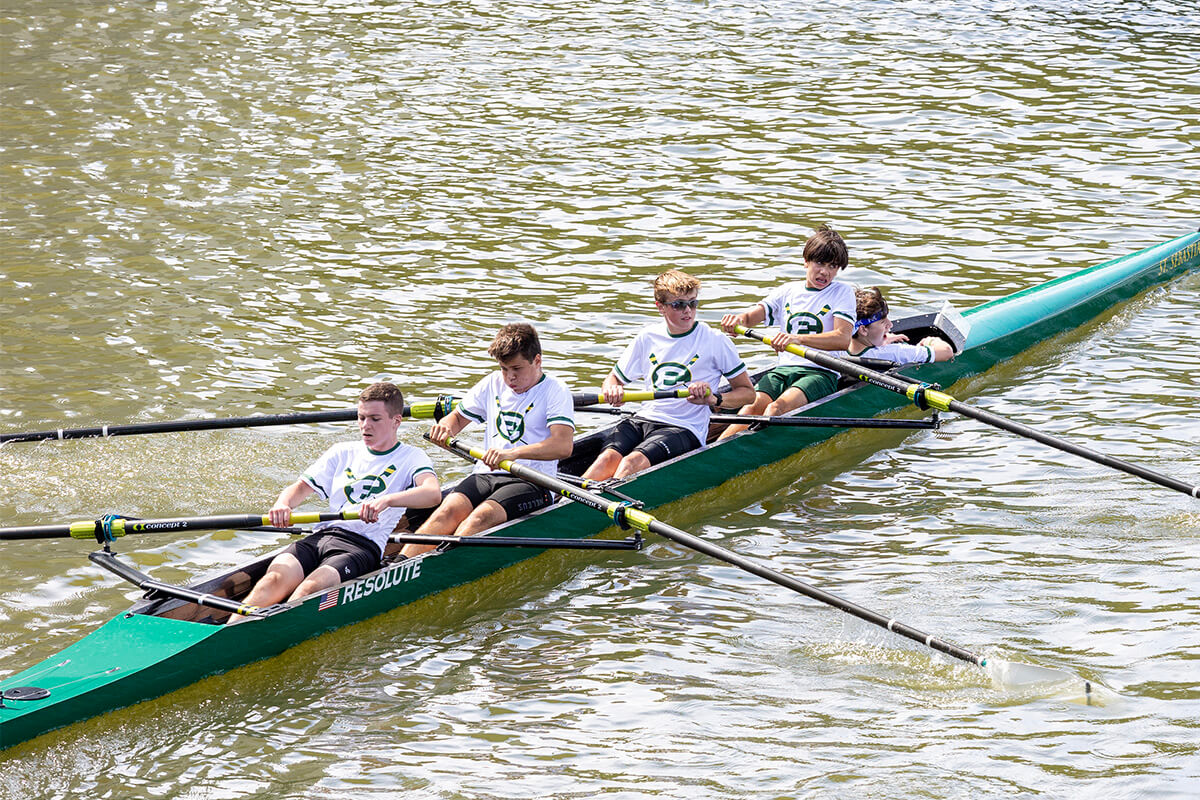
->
[754, 366, 838, 403]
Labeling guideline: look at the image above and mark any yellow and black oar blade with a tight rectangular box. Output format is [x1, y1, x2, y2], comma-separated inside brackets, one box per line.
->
[431, 436, 1095, 699]
[0, 397, 458, 444]
[572, 388, 691, 407]
[0, 511, 359, 542]
[736, 325, 1199, 500]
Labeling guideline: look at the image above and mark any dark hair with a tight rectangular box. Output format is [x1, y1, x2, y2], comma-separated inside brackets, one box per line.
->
[803, 224, 848, 271]
[855, 287, 888, 321]
[359, 382, 405, 417]
[488, 323, 542, 362]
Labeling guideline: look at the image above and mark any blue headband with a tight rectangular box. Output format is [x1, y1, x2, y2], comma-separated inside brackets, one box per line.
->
[854, 309, 887, 332]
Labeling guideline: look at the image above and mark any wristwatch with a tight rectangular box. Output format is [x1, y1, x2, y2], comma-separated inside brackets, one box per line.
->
[712, 393, 723, 409]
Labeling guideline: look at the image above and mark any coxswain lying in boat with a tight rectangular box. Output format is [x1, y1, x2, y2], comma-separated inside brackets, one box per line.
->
[841, 287, 955, 365]
[580, 269, 755, 482]
[400, 323, 576, 558]
[717, 224, 857, 440]
[233, 382, 442, 616]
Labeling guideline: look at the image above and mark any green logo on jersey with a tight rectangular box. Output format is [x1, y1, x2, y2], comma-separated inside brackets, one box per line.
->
[648, 353, 700, 388]
[342, 465, 397, 504]
[496, 411, 526, 443]
[785, 303, 831, 335]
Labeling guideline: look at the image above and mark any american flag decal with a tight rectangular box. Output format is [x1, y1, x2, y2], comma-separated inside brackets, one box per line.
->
[317, 588, 340, 611]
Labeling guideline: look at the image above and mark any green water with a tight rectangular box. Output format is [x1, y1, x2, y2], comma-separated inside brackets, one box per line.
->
[1, 1, 1198, 797]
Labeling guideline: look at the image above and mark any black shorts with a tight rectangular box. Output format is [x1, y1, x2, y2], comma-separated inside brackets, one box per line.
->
[282, 528, 381, 582]
[601, 418, 701, 466]
[452, 472, 554, 518]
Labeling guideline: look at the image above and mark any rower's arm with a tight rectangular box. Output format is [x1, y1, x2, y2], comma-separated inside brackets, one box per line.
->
[428, 409, 471, 445]
[919, 336, 956, 362]
[499, 422, 575, 464]
[773, 317, 853, 352]
[720, 304, 767, 334]
[379, 470, 442, 511]
[268, 480, 317, 527]
[715, 371, 756, 410]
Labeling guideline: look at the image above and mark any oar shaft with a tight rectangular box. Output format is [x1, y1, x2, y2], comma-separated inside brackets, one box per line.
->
[0, 410, 355, 444]
[943, 399, 1200, 498]
[737, 325, 1200, 499]
[0, 511, 357, 541]
[712, 413, 940, 430]
[1, 391, 687, 444]
[0, 400, 458, 444]
[441, 438, 983, 667]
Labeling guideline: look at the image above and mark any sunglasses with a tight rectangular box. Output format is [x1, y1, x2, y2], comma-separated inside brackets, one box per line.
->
[663, 299, 699, 310]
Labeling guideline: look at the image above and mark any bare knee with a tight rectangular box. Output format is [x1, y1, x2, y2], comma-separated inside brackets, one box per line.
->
[613, 451, 651, 479]
[456, 501, 507, 536]
[583, 449, 623, 481]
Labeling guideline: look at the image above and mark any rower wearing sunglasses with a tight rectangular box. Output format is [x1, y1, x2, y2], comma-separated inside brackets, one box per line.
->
[716, 224, 856, 440]
[580, 270, 756, 481]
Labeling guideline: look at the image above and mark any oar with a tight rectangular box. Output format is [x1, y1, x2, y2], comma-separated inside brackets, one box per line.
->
[736, 325, 1200, 499]
[0, 391, 687, 445]
[0, 398, 460, 445]
[578, 404, 940, 430]
[0, 511, 359, 542]
[433, 436, 1093, 697]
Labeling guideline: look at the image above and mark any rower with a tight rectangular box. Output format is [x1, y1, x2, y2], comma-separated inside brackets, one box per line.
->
[717, 223, 856, 439]
[580, 270, 755, 481]
[843, 287, 955, 364]
[237, 382, 441, 612]
[400, 323, 575, 557]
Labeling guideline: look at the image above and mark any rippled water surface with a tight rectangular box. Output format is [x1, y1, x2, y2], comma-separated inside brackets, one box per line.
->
[1, 1, 1198, 797]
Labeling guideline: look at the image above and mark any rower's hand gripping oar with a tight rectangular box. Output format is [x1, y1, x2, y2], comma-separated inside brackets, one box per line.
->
[0, 511, 360, 543]
[430, 435, 1096, 699]
[736, 325, 1200, 500]
[572, 388, 697, 407]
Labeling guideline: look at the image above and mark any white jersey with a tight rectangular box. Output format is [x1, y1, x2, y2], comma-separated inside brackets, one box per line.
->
[842, 341, 936, 367]
[302, 441, 436, 556]
[757, 281, 856, 371]
[457, 372, 576, 478]
[613, 320, 748, 443]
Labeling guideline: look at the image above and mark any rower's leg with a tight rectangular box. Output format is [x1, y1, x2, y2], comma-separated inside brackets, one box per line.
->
[453, 499, 508, 536]
[401, 493, 474, 557]
[715, 391, 772, 440]
[612, 451, 652, 479]
[287, 564, 342, 603]
[764, 387, 809, 416]
[239, 553, 305, 609]
[581, 447, 623, 481]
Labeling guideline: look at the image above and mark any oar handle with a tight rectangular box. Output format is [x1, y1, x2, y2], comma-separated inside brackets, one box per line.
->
[439, 437, 984, 668]
[0, 510, 360, 541]
[572, 388, 692, 407]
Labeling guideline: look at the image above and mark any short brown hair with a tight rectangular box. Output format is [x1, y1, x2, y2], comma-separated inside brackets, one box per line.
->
[359, 382, 405, 417]
[855, 287, 888, 322]
[653, 270, 701, 303]
[488, 323, 542, 362]
[803, 224, 848, 270]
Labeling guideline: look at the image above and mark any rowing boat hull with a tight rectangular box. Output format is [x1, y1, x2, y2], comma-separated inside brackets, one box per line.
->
[3, 231, 1198, 749]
